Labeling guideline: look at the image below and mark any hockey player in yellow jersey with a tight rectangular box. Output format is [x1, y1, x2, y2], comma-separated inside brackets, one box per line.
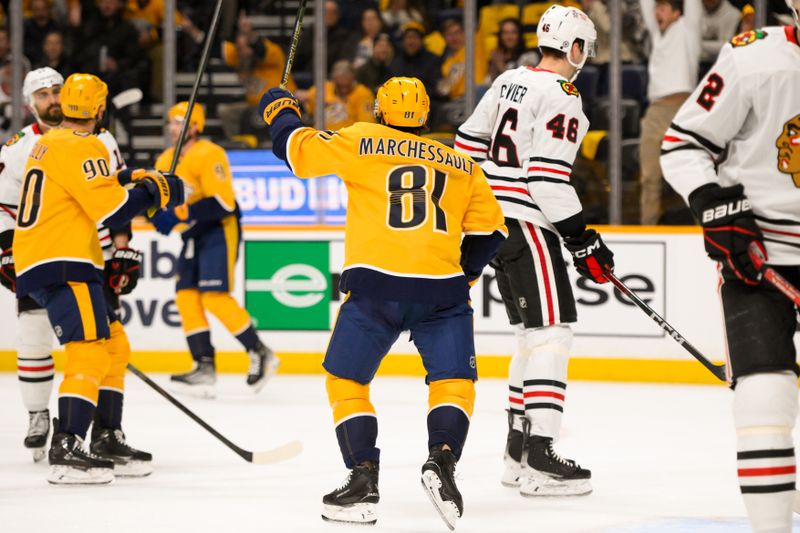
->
[14, 73, 184, 484]
[152, 102, 277, 398]
[261, 77, 507, 529]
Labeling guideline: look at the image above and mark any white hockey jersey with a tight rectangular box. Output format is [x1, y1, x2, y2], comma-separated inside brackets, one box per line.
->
[455, 66, 589, 235]
[661, 26, 800, 264]
[0, 124, 126, 258]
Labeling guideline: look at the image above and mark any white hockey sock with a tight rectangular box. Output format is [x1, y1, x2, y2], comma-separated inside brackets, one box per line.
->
[734, 372, 797, 533]
[508, 324, 527, 423]
[522, 325, 571, 439]
[17, 310, 55, 412]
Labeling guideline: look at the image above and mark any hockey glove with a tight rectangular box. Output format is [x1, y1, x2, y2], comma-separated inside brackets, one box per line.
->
[688, 183, 765, 285]
[132, 170, 185, 209]
[563, 229, 614, 284]
[105, 247, 142, 295]
[0, 247, 15, 292]
[150, 209, 180, 236]
[259, 88, 301, 126]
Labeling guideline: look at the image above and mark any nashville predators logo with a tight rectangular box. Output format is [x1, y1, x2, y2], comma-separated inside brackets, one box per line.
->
[777, 113, 800, 187]
[730, 29, 767, 47]
[558, 80, 580, 97]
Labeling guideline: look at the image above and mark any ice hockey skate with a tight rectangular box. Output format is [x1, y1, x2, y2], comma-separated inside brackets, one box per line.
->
[24, 409, 50, 462]
[246, 342, 279, 393]
[90, 424, 153, 477]
[47, 425, 114, 486]
[519, 435, 592, 497]
[169, 358, 216, 399]
[421, 445, 463, 531]
[502, 411, 526, 487]
[321, 462, 379, 525]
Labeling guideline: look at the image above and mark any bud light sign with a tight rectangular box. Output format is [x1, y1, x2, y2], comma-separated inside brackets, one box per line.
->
[229, 150, 347, 225]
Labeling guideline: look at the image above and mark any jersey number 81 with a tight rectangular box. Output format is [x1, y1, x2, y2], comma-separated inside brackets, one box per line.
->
[386, 165, 448, 233]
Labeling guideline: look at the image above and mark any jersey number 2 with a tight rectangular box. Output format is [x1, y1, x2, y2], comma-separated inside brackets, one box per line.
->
[697, 73, 724, 111]
[17, 168, 45, 229]
[387, 165, 447, 233]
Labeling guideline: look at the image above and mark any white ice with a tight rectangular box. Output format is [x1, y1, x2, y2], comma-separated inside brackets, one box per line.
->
[1, 373, 799, 533]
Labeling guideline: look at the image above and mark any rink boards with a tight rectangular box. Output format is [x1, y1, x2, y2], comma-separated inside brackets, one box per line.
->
[0, 225, 741, 384]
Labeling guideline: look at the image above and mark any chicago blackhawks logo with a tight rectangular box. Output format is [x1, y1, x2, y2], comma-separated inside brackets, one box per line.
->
[558, 80, 579, 97]
[776, 113, 800, 187]
[730, 29, 767, 47]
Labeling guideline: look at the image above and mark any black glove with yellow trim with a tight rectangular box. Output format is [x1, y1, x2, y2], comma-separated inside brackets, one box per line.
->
[125, 169, 184, 210]
[259, 88, 301, 126]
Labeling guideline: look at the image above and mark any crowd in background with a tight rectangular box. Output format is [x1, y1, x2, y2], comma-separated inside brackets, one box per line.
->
[1, 0, 797, 223]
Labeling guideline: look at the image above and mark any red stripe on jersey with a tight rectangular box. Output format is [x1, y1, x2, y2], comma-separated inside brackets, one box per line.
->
[18, 364, 55, 372]
[762, 227, 800, 238]
[0, 204, 16, 219]
[509, 396, 524, 404]
[527, 166, 570, 176]
[526, 67, 556, 74]
[524, 391, 565, 401]
[663, 135, 683, 142]
[491, 185, 530, 196]
[738, 465, 796, 477]
[525, 222, 555, 325]
[32, 122, 42, 135]
[786, 26, 799, 46]
[454, 140, 487, 152]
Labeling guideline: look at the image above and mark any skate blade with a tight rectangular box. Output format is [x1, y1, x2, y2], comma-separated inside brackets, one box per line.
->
[321, 502, 377, 525]
[501, 462, 521, 487]
[421, 470, 460, 531]
[30, 447, 47, 463]
[47, 465, 114, 485]
[112, 460, 154, 478]
[168, 381, 216, 399]
[519, 472, 592, 497]
[248, 357, 280, 394]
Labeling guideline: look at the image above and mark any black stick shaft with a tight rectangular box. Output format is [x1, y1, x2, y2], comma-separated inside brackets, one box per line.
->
[280, 0, 307, 89]
[127, 363, 253, 462]
[606, 272, 727, 382]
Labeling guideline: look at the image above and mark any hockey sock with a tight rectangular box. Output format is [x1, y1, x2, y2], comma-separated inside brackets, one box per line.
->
[734, 372, 797, 532]
[95, 389, 123, 430]
[176, 289, 213, 363]
[200, 292, 253, 341]
[186, 330, 215, 363]
[234, 325, 260, 352]
[522, 325, 571, 439]
[17, 309, 55, 412]
[508, 324, 526, 420]
[58, 396, 95, 439]
[427, 379, 475, 459]
[58, 340, 109, 438]
[326, 374, 380, 468]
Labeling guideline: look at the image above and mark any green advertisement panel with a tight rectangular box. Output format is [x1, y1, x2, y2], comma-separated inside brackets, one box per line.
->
[244, 241, 330, 330]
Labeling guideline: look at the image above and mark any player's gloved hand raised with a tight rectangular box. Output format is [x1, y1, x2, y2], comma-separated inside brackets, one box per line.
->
[563, 229, 614, 284]
[131, 169, 185, 209]
[688, 183, 765, 285]
[0, 247, 15, 292]
[259, 88, 301, 126]
[105, 247, 142, 295]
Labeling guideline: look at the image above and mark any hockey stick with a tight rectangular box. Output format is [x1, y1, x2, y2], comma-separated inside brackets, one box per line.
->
[605, 272, 728, 381]
[280, 0, 307, 89]
[127, 363, 303, 464]
[748, 242, 800, 306]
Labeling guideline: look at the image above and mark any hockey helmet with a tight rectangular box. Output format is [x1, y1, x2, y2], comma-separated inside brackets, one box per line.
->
[168, 101, 206, 133]
[374, 77, 430, 128]
[23, 67, 64, 105]
[537, 5, 597, 77]
[60, 73, 108, 120]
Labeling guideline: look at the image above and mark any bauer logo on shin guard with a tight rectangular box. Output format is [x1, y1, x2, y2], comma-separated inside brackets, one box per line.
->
[701, 199, 751, 223]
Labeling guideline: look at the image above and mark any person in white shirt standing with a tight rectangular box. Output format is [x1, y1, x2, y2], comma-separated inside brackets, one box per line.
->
[700, 0, 742, 64]
[660, 3, 800, 529]
[455, 5, 615, 498]
[639, 0, 702, 224]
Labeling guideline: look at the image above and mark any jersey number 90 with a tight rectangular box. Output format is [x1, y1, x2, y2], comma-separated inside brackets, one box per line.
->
[17, 168, 45, 229]
[386, 165, 448, 233]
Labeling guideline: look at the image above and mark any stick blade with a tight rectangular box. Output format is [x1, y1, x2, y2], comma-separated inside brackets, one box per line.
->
[251, 440, 303, 465]
[111, 88, 143, 110]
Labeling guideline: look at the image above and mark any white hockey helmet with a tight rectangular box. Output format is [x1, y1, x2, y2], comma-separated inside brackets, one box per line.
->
[23, 67, 64, 105]
[537, 5, 597, 78]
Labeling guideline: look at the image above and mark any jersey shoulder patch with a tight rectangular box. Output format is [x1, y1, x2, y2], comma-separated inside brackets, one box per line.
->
[4, 130, 25, 147]
[730, 29, 768, 47]
[558, 79, 580, 97]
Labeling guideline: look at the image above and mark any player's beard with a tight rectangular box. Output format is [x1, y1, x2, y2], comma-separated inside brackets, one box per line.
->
[37, 104, 62, 127]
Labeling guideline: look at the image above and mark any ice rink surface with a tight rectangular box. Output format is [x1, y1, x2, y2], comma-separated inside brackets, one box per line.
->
[2, 372, 800, 533]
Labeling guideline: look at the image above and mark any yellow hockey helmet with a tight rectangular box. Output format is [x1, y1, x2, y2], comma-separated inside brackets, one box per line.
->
[168, 101, 206, 133]
[374, 77, 430, 128]
[60, 73, 108, 119]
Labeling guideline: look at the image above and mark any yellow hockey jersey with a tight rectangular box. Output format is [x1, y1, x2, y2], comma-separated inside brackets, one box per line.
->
[15, 128, 129, 296]
[286, 121, 506, 303]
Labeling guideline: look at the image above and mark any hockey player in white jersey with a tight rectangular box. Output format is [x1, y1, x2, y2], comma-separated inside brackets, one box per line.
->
[660, 5, 800, 531]
[455, 5, 615, 497]
[0, 67, 142, 463]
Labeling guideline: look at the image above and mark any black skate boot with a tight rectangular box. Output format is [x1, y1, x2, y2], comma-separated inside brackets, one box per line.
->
[246, 342, 280, 392]
[48, 420, 114, 485]
[519, 435, 592, 496]
[90, 423, 153, 478]
[421, 445, 463, 531]
[502, 411, 526, 487]
[24, 409, 50, 463]
[321, 461, 380, 525]
[170, 358, 216, 398]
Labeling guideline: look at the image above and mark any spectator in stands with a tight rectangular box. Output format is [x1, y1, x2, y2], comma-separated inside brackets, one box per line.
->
[488, 18, 538, 81]
[23, 0, 61, 65]
[436, 18, 487, 100]
[219, 12, 296, 140]
[388, 21, 442, 97]
[738, 3, 755, 31]
[638, 0, 701, 224]
[700, 0, 741, 65]
[36, 30, 72, 77]
[0, 27, 31, 135]
[300, 60, 374, 130]
[355, 33, 393, 92]
[295, 0, 354, 73]
[352, 7, 386, 69]
[339, 0, 381, 30]
[583, 0, 642, 65]
[382, 0, 426, 35]
[75, 0, 145, 97]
